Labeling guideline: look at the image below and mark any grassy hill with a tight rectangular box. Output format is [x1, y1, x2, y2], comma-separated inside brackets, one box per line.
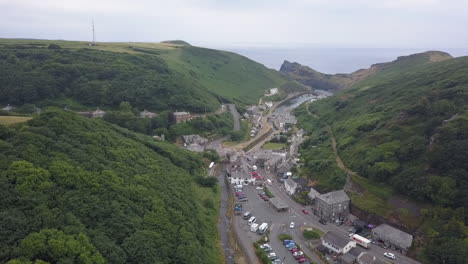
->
[281, 51, 452, 91]
[0, 38, 290, 110]
[295, 55, 468, 262]
[0, 108, 221, 264]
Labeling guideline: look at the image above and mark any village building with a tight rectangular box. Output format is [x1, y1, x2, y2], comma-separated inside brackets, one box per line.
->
[284, 178, 298, 195]
[92, 108, 106, 118]
[321, 231, 356, 254]
[372, 224, 413, 254]
[170, 111, 191, 123]
[264, 155, 283, 173]
[311, 190, 350, 222]
[1, 104, 15, 112]
[140, 109, 158, 118]
[269, 197, 289, 212]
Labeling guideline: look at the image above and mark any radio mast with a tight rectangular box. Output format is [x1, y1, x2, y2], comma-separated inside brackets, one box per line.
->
[90, 20, 96, 46]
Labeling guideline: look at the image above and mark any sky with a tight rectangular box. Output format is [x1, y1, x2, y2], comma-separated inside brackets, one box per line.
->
[0, 0, 467, 48]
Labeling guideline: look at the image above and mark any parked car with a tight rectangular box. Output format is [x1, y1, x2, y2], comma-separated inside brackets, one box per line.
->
[264, 246, 273, 252]
[291, 248, 299, 253]
[263, 197, 269, 201]
[302, 209, 310, 215]
[294, 255, 303, 260]
[288, 246, 297, 251]
[260, 243, 270, 249]
[258, 192, 266, 196]
[298, 257, 308, 263]
[319, 219, 327, 225]
[267, 179, 272, 185]
[283, 239, 294, 245]
[268, 252, 278, 260]
[293, 251, 303, 257]
[256, 187, 264, 190]
[285, 243, 296, 248]
[384, 252, 396, 259]
[240, 198, 248, 202]
[290, 222, 295, 229]
[235, 192, 244, 196]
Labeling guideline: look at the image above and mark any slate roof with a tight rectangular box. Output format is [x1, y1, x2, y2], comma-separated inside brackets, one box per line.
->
[318, 190, 350, 204]
[308, 188, 321, 200]
[285, 178, 297, 189]
[322, 231, 350, 249]
[372, 224, 413, 249]
[270, 197, 289, 210]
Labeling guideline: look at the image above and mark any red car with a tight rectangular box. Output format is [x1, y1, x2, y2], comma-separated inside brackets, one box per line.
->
[302, 209, 310, 215]
[298, 257, 308, 263]
[291, 248, 299, 253]
[236, 192, 245, 196]
[294, 255, 303, 260]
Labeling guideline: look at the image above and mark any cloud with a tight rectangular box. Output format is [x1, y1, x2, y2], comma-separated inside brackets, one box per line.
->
[0, 0, 467, 47]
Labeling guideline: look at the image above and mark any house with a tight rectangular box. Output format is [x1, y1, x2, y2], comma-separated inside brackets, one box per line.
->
[307, 188, 321, 201]
[321, 231, 356, 254]
[140, 109, 158, 118]
[182, 135, 208, 145]
[312, 190, 350, 222]
[284, 178, 298, 195]
[92, 108, 106, 118]
[171, 111, 191, 123]
[1, 104, 15, 112]
[229, 171, 255, 185]
[340, 252, 357, 264]
[372, 224, 413, 254]
[265, 156, 283, 173]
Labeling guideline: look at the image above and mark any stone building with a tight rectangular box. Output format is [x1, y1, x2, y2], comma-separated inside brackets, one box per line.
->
[311, 190, 350, 222]
[372, 224, 413, 254]
[321, 231, 356, 254]
[170, 111, 191, 123]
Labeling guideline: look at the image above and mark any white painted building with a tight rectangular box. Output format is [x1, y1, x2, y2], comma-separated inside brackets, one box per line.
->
[284, 178, 298, 195]
[322, 231, 356, 254]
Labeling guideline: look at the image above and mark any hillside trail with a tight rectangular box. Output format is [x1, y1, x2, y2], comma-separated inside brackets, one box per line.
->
[305, 103, 358, 193]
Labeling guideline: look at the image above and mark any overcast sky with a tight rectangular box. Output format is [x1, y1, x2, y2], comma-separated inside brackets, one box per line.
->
[1, 0, 467, 48]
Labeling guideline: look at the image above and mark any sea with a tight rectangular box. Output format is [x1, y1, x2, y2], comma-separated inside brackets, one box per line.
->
[218, 47, 468, 74]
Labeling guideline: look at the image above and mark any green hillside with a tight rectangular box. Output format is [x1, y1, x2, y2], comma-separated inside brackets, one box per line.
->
[281, 51, 452, 91]
[295, 56, 468, 262]
[0, 109, 221, 264]
[0, 38, 290, 111]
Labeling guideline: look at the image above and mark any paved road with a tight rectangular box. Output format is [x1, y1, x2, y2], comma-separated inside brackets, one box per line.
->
[217, 165, 236, 264]
[228, 104, 241, 131]
[265, 173, 419, 264]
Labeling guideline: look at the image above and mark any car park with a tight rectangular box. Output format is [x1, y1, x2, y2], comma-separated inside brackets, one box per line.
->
[384, 252, 395, 259]
[290, 222, 295, 228]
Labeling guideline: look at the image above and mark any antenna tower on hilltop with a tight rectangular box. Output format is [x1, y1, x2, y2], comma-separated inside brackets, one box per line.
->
[90, 20, 96, 46]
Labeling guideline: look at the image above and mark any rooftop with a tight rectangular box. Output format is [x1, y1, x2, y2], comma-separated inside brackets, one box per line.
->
[173, 111, 190, 115]
[322, 231, 351, 249]
[372, 224, 413, 249]
[269, 197, 289, 210]
[284, 178, 297, 188]
[318, 190, 350, 204]
[308, 188, 321, 199]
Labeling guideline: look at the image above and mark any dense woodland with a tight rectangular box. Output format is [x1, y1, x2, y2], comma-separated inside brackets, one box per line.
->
[0, 45, 220, 112]
[296, 56, 468, 263]
[0, 109, 221, 264]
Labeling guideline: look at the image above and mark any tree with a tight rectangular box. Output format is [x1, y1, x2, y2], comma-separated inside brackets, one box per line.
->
[13, 229, 104, 264]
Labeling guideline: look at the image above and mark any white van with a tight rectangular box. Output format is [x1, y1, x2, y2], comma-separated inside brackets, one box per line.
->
[258, 222, 269, 234]
[243, 211, 252, 220]
[248, 216, 257, 225]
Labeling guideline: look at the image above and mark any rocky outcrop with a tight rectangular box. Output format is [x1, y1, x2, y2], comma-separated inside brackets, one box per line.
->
[280, 51, 453, 92]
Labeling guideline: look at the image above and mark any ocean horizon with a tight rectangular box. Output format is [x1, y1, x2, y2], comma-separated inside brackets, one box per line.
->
[215, 47, 468, 74]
